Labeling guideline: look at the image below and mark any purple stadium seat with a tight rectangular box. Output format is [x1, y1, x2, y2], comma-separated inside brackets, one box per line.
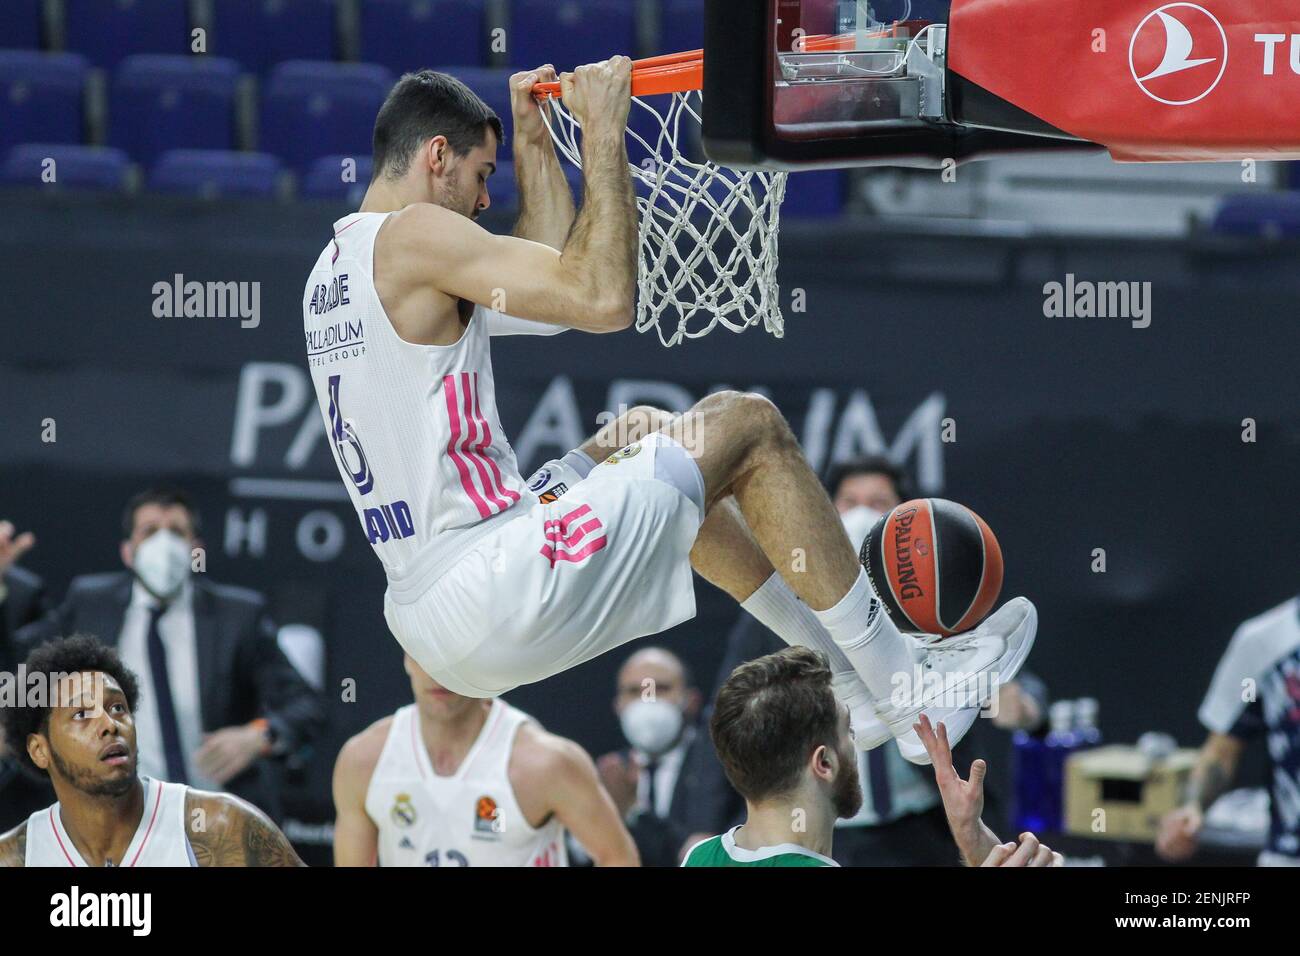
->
[509, 0, 637, 71]
[453, 67, 513, 131]
[150, 149, 283, 198]
[0, 0, 43, 50]
[301, 154, 374, 202]
[359, 0, 487, 75]
[656, 0, 704, 56]
[64, 0, 191, 70]
[209, 0, 339, 75]
[261, 61, 393, 172]
[109, 56, 241, 166]
[1210, 194, 1300, 239]
[2, 143, 131, 192]
[0, 52, 87, 151]
[782, 170, 846, 218]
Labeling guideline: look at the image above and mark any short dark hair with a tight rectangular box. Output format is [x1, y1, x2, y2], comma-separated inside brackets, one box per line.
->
[121, 486, 201, 538]
[373, 70, 504, 180]
[709, 647, 840, 803]
[2, 635, 141, 774]
[825, 455, 914, 502]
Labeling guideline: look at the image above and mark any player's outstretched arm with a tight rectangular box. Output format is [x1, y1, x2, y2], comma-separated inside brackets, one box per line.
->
[332, 728, 384, 867]
[510, 65, 577, 252]
[513, 724, 640, 866]
[0, 824, 26, 867]
[914, 714, 1062, 867]
[382, 58, 636, 334]
[185, 791, 305, 867]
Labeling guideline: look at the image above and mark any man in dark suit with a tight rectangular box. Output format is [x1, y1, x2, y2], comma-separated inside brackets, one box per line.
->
[595, 647, 743, 867]
[14, 488, 324, 820]
[0, 520, 57, 831]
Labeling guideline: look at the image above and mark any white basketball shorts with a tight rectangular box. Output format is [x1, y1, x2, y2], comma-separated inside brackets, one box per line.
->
[383, 433, 704, 697]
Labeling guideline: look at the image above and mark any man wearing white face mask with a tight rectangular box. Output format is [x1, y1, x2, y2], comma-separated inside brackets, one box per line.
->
[595, 647, 735, 866]
[15, 488, 324, 818]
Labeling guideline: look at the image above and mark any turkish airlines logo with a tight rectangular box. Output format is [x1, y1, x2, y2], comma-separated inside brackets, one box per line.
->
[1129, 3, 1228, 105]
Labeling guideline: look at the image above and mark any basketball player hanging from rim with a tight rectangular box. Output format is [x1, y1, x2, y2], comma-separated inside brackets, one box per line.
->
[301, 59, 1037, 765]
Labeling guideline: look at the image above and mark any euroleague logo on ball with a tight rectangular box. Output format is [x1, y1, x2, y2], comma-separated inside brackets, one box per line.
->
[1129, 3, 1228, 105]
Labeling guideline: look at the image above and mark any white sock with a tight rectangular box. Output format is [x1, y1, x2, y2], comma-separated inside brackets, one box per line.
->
[741, 573, 872, 708]
[813, 568, 914, 702]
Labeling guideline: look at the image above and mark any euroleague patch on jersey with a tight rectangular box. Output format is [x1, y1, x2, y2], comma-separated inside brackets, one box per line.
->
[528, 468, 552, 492]
[391, 793, 417, 828]
[538, 482, 567, 503]
[473, 795, 503, 838]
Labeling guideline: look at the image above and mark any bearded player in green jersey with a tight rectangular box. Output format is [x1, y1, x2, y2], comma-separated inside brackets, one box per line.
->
[682, 648, 1062, 867]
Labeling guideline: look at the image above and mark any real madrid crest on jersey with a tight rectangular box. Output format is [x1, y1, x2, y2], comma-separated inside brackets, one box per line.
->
[606, 442, 642, 464]
[473, 795, 502, 839]
[391, 793, 417, 828]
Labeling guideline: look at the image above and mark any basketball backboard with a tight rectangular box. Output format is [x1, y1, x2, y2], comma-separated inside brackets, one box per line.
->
[702, 0, 1095, 170]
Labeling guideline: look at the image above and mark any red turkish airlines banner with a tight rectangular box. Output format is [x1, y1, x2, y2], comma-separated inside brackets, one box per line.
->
[949, 0, 1300, 161]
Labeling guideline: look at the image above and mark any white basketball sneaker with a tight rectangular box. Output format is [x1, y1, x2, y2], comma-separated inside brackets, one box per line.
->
[871, 597, 1038, 765]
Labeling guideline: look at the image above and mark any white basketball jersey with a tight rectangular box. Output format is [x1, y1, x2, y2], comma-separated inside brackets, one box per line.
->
[303, 212, 536, 586]
[363, 701, 568, 867]
[24, 777, 196, 867]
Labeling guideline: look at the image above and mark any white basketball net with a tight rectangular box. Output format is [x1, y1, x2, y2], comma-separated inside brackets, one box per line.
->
[542, 90, 788, 348]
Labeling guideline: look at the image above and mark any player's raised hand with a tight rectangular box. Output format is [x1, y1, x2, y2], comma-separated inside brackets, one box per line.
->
[559, 56, 632, 134]
[915, 714, 986, 847]
[0, 520, 36, 577]
[981, 832, 1064, 867]
[511, 65, 558, 145]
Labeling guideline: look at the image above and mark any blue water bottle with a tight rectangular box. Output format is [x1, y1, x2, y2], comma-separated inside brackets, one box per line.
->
[1012, 728, 1048, 832]
[1041, 701, 1078, 832]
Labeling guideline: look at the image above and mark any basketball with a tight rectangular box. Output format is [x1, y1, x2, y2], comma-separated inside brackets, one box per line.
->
[860, 499, 1004, 638]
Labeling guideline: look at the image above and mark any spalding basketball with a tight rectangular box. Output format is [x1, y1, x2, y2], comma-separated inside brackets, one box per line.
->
[860, 498, 1003, 638]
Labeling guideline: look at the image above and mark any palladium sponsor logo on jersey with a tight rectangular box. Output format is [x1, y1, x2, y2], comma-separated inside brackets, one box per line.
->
[50, 886, 151, 937]
[151, 274, 260, 328]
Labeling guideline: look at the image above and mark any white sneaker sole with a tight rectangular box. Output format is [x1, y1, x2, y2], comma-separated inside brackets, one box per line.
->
[895, 598, 1038, 765]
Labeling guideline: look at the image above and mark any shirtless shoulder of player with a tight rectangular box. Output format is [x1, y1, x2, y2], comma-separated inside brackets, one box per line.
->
[0, 822, 27, 868]
[183, 789, 306, 867]
[331, 715, 392, 866]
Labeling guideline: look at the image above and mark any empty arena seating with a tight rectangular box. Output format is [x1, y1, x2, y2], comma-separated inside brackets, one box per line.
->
[301, 154, 374, 202]
[63, 0, 190, 69]
[359, 0, 488, 75]
[508, 0, 638, 71]
[1210, 193, 1300, 238]
[149, 149, 284, 198]
[209, 0, 340, 75]
[261, 61, 393, 171]
[110, 55, 242, 167]
[0, 51, 87, 152]
[453, 67, 514, 129]
[2, 143, 131, 192]
[0, 0, 43, 50]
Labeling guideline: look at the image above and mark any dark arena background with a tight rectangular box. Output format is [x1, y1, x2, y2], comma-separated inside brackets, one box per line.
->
[1, 0, 1299, 933]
